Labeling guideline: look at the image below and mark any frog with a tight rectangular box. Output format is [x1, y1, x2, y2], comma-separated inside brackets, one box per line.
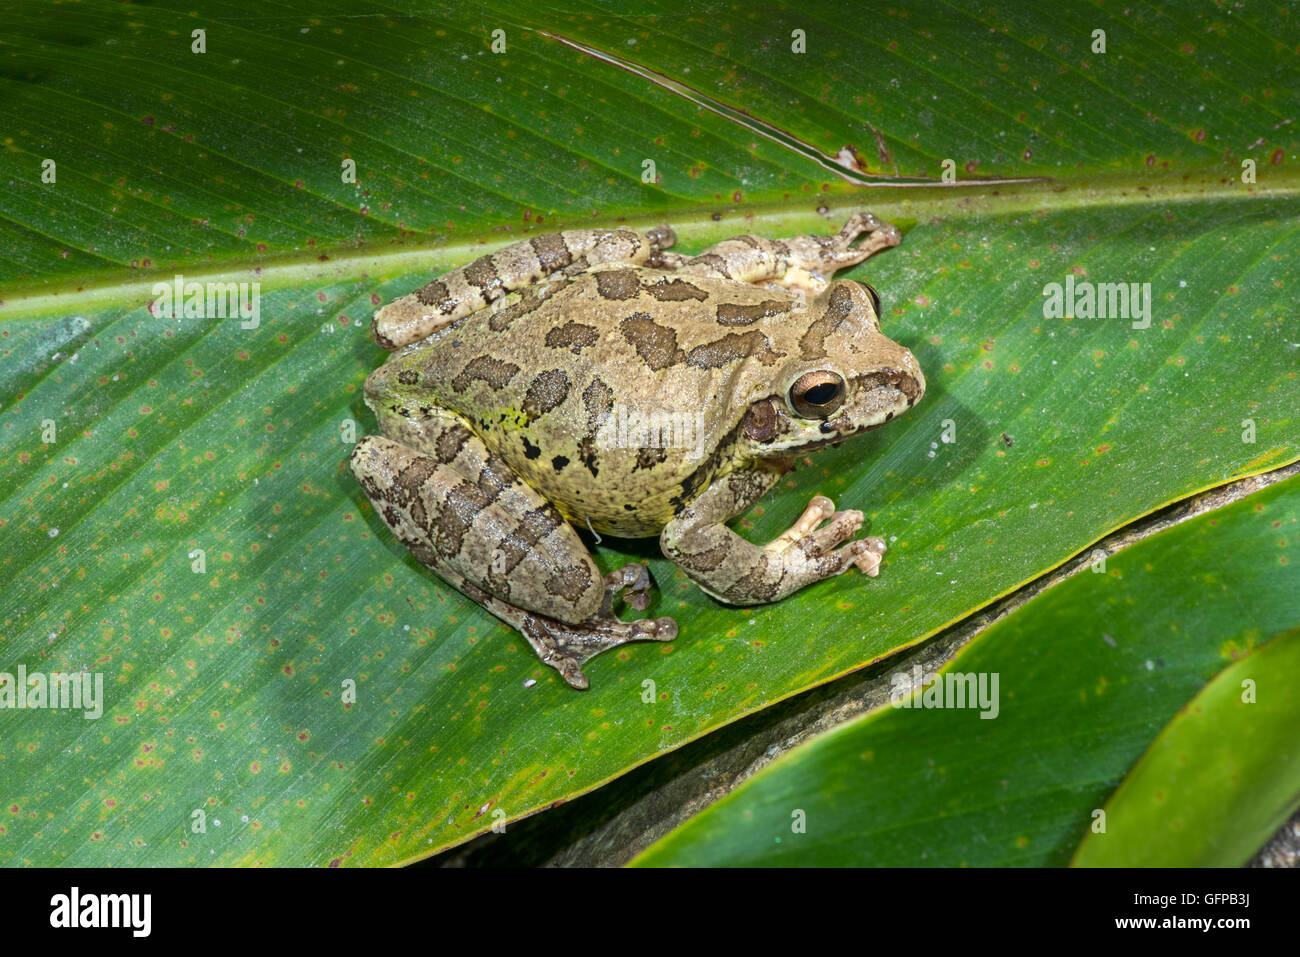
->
[350, 211, 924, 689]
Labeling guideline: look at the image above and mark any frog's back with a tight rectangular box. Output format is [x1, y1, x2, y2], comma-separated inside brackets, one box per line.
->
[462, 266, 800, 373]
[373, 267, 799, 535]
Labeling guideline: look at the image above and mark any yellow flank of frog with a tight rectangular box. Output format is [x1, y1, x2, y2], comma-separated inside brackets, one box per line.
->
[496, 406, 529, 433]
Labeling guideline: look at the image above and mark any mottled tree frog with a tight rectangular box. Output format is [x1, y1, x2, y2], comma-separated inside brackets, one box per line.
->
[351, 212, 924, 688]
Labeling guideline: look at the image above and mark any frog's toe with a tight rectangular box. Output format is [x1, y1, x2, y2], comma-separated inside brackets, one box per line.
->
[645, 224, 677, 251]
[635, 615, 679, 642]
[838, 210, 898, 245]
[604, 562, 654, 612]
[800, 509, 866, 557]
[824, 535, 886, 579]
[521, 622, 594, 690]
[559, 660, 590, 690]
[651, 250, 692, 270]
[786, 514, 886, 582]
[766, 494, 835, 552]
[849, 537, 888, 577]
[768, 496, 866, 559]
[823, 211, 903, 267]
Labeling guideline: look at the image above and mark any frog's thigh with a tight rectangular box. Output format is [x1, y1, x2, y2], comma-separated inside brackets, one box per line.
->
[371, 225, 677, 349]
[661, 466, 887, 606]
[351, 428, 607, 624]
[669, 211, 901, 286]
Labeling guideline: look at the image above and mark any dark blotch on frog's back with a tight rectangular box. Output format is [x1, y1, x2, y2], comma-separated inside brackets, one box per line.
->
[686, 330, 783, 369]
[621, 312, 786, 372]
[415, 279, 451, 308]
[620, 313, 685, 371]
[463, 255, 504, 302]
[530, 233, 574, 271]
[451, 355, 520, 393]
[522, 369, 571, 421]
[645, 277, 708, 302]
[798, 282, 856, 357]
[489, 278, 574, 333]
[545, 320, 600, 354]
[715, 299, 790, 326]
[595, 269, 642, 301]
[578, 377, 615, 478]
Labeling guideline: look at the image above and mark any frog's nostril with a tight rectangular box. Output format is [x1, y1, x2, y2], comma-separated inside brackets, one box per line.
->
[877, 366, 922, 403]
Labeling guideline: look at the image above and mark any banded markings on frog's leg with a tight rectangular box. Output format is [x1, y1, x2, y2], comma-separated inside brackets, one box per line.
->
[660, 464, 887, 606]
[350, 421, 676, 688]
[371, 225, 678, 350]
[666, 211, 901, 291]
[351, 430, 605, 622]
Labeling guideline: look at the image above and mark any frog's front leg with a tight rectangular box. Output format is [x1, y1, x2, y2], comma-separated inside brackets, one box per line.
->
[351, 419, 676, 689]
[372, 225, 677, 350]
[660, 465, 887, 606]
[660, 211, 900, 294]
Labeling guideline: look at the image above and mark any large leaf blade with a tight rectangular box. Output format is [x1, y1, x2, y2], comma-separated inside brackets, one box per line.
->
[1, 1, 1297, 866]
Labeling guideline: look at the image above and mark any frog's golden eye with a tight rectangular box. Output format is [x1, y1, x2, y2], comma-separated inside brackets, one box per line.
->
[859, 282, 883, 318]
[789, 370, 846, 418]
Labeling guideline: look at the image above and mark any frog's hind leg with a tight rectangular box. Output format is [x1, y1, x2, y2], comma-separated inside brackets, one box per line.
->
[350, 422, 676, 689]
[662, 211, 900, 294]
[371, 225, 678, 350]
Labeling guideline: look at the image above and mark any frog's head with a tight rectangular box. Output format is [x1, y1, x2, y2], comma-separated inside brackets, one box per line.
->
[741, 280, 925, 456]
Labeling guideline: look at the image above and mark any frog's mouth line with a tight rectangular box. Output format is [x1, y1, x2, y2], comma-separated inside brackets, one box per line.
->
[808, 410, 901, 451]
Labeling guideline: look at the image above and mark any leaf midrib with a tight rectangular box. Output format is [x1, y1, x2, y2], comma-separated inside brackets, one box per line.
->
[3, 171, 1296, 319]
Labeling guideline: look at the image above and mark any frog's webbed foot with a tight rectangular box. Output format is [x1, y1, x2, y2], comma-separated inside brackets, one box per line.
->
[823, 211, 903, 269]
[518, 609, 679, 690]
[603, 562, 654, 612]
[519, 562, 675, 689]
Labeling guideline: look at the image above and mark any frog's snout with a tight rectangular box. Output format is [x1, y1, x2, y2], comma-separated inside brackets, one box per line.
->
[830, 349, 925, 440]
[894, 346, 926, 406]
[869, 336, 925, 411]
[859, 364, 923, 412]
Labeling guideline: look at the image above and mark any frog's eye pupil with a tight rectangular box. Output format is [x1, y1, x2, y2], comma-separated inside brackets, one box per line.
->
[789, 371, 846, 418]
[804, 383, 839, 405]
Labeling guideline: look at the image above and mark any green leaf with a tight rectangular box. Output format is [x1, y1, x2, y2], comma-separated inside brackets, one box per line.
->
[631, 474, 1300, 867]
[1071, 626, 1300, 867]
[1, 2, 1297, 865]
